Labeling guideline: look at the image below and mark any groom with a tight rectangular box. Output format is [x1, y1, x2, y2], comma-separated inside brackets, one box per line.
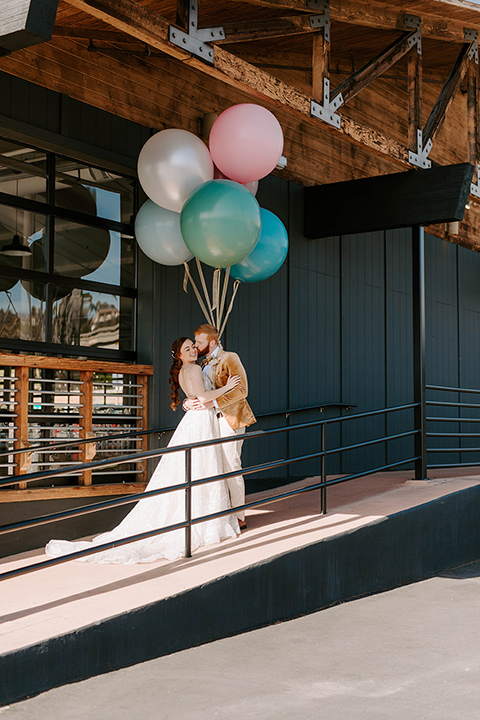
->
[184, 323, 256, 529]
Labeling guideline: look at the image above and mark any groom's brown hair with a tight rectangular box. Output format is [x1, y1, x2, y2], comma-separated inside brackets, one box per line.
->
[195, 324, 218, 342]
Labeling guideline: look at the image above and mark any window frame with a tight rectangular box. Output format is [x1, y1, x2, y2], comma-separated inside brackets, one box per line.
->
[0, 142, 138, 360]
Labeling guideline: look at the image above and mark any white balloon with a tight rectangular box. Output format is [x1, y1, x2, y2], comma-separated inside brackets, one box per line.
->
[137, 129, 214, 212]
[244, 180, 259, 195]
[135, 200, 193, 266]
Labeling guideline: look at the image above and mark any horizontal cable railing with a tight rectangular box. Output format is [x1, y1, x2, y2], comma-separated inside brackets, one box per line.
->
[0, 402, 419, 581]
[0, 354, 153, 487]
[0, 400, 352, 466]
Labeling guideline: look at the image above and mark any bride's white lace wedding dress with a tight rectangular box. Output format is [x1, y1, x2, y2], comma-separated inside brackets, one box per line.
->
[45, 376, 239, 564]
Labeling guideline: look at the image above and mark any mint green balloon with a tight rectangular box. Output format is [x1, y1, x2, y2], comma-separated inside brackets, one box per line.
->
[180, 180, 261, 268]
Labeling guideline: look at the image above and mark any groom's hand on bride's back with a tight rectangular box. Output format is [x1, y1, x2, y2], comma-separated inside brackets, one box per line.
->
[182, 397, 207, 411]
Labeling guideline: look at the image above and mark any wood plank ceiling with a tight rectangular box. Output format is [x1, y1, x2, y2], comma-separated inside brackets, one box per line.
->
[2, 0, 480, 249]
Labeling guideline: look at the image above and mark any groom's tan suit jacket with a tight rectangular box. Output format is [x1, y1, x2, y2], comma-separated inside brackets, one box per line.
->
[211, 350, 256, 430]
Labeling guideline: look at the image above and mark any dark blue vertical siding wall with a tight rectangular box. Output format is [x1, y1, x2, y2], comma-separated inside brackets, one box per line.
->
[2, 72, 480, 481]
[0, 72, 150, 168]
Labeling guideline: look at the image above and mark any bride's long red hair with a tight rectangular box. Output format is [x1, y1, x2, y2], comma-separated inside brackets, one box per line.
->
[169, 337, 188, 410]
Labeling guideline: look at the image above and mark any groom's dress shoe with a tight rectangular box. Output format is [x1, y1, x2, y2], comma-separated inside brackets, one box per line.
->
[239, 520, 247, 530]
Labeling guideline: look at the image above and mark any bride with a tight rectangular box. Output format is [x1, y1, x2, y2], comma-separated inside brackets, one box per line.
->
[45, 337, 241, 564]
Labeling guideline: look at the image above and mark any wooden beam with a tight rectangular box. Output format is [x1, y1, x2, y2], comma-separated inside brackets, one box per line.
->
[52, 26, 133, 42]
[331, 30, 415, 105]
[312, 30, 328, 101]
[13, 366, 30, 489]
[218, 14, 318, 44]
[235, 47, 450, 85]
[64, 0, 411, 167]
[329, 0, 479, 44]
[423, 42, 473, 146]
[176, 0, 190, 32]
[219, 0, 320, 11]
[211, 44, 410, 164]
[408, 45, 422, 151]
[0, 483, 147, 502]
[467, 60, 479, 165]
[79, 370, 93, 486]
[0, 353, 153, 374]
[64, 0, 190, 61]
[232, 0, 480, 43]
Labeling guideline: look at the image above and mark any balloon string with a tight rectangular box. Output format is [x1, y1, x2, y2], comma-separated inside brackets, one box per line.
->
[212, 268, 221, 327]
[183, 262, 214, 325]
[218, 279, 240, 341]
[218, 266, 230, 331]
[183, 262, 189, 294]
[196, 258, 215, 324]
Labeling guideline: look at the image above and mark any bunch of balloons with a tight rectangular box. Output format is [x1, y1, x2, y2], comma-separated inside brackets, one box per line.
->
[135, 103, 288, 283]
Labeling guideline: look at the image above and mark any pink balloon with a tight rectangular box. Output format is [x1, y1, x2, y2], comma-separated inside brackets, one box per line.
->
[214, 164, 258, 195]
[209, 104, 283, 183]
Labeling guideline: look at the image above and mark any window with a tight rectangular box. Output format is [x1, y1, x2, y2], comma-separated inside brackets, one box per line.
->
[0, 138, 137, 358]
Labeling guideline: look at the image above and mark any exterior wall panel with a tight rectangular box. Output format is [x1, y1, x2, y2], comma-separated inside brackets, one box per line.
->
[425, 236, 460, 466]
[385, 228, 415, 467]
[1, 81, 480, 487]
[341, 232, 386, 473]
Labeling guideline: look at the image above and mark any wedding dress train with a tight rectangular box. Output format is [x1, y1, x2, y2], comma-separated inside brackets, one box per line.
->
[45, 399, 239, 564]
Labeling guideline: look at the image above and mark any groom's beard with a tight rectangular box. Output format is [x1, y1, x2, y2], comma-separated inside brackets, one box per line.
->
[196, 347, 208, 358]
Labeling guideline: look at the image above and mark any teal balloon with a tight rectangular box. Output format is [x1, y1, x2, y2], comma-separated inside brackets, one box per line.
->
[229, 208, 288, 283]
[180, 180, 261, 268]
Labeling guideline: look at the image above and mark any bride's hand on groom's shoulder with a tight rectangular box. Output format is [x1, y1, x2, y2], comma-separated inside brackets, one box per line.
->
[225, 375, 241, 392]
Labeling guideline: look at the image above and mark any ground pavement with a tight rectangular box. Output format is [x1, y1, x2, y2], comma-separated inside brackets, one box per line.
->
[2, 559, 480, 719]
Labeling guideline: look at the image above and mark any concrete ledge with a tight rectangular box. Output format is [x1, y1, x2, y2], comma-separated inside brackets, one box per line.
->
[2, 480, 480, 706]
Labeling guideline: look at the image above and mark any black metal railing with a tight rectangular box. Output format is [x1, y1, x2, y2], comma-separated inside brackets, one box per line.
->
[0, 401, 419, 581]
[426, 384, 480, 468]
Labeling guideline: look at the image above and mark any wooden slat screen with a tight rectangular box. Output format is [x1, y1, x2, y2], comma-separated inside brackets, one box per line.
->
[0, 354, 153, 494]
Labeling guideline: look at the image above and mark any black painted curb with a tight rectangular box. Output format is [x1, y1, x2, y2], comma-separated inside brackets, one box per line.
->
[2, 481, 480, 706]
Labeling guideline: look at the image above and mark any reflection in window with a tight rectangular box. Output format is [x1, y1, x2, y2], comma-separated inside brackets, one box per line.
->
[53, 290, 132, 350]
[0, 140, 47, 200]
[53, 222, 134, 286]
[0, 207, 46, 269]
[0, 282, 45, 341]
[0, 136, 136, 355]
[55, 157, 134, 223]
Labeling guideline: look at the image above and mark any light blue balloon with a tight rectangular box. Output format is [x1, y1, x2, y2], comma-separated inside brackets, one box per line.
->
[229, 208, 288, 282]
[180, 180, 262, 268]
[135, 199, 192, 266]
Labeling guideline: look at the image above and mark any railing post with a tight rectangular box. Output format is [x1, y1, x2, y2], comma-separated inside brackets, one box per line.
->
[79, 371, 94, 486]
[137, 374, 148, 483]
[412, 224, 427, 479]
[13, 365, 31, 488]
[321, 422, 327, 514]
[185, 447, 192, 557]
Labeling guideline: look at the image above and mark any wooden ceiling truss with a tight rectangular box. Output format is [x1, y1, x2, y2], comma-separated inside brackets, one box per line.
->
[55, 0, 480, 184]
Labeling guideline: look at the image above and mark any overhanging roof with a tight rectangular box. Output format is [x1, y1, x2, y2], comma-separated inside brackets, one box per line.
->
[304, 163, 474, 238]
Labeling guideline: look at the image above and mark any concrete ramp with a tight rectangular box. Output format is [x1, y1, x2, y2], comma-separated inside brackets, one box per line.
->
[2, 471, 480, 706]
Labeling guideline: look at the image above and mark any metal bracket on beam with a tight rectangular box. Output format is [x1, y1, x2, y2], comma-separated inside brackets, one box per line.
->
[405, 14, 422, 55]
[465, 28, 479, 63]
[169, 0, 224, 64]
[409, 129, 432, 169]
[311, 78, 343, 128]
[308, 0, 330, 42]
[471, 164, 480, 198]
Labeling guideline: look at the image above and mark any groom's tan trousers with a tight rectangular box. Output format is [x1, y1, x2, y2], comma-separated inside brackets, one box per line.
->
[218, 415, 246, 522]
